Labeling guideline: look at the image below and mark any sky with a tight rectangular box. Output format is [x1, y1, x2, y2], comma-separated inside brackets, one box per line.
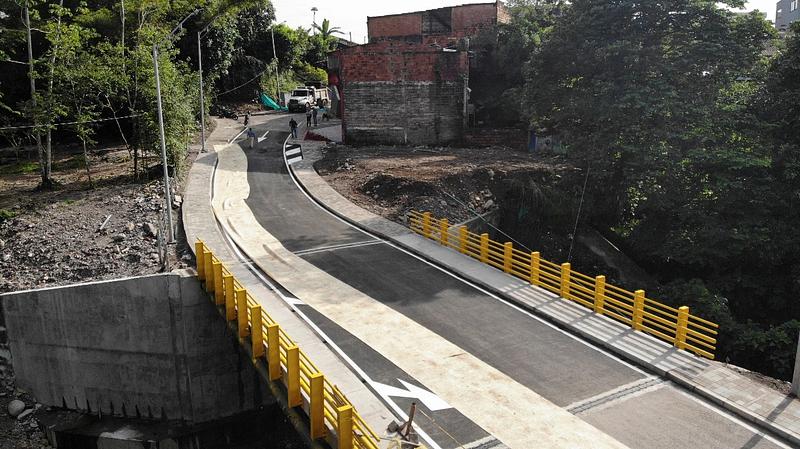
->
[271, 1, 779, 45]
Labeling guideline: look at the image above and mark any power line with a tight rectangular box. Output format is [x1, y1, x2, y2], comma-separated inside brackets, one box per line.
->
[214, 67, 271, 98]
[0, 113, 142, 131]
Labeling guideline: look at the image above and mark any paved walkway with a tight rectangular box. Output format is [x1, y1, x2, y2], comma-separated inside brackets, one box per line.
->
[292, 143, 800, 447]
[181, 115, 396, 442]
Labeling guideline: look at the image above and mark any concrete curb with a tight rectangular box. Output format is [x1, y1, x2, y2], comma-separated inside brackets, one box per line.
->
[287, 144, 800, 448]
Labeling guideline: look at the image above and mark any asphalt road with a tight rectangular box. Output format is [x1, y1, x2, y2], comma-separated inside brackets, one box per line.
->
[232, 114, 790, 449]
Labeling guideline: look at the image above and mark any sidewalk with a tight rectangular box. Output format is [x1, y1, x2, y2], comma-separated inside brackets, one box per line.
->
[291, 143, 800, 447]
[181, 117, 396, 441]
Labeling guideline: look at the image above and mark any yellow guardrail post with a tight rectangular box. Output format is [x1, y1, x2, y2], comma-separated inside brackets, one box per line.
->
[530, 252, 540, 286]
[422, 212, 431, 238]
[594, 275, 606, 314]
[195, 241, 205, 280]
[560, 263, 571, 299]
[633, 290, 645, 331]
[287, 346, 301, 407]
[480, 233, 489, 262]
[227, 286, 239, 322]
[337, 405, 354, 449]
[459, 226, 468, 254]
[251, 305, 264, 359]
[675, 306, 689, 350]
[223, 274, 234, 314]
[237, 288, 249, 339]
[310, 373, 325, 439]
[203, 250, 213, 292]
[213, 262, 224, 304]
[440, 218, 449, 245]
[267, 324, 281, 380]
[503, 242, 513, 273]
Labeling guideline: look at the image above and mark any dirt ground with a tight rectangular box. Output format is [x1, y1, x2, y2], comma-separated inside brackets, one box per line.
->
[315, 144, 568, 225]
[0, 143, 197, 447]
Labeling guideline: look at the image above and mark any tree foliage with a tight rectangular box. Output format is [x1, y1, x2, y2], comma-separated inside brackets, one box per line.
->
[498, 0, 799, 378]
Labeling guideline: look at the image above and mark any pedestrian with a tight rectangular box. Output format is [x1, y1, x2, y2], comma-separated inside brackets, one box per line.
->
[305, 105, 312, 127]
[246, 127, 256, 149]
[312, 106, 318, 126]
[243, 112, 250, 127]
[289, 118, 298, 139]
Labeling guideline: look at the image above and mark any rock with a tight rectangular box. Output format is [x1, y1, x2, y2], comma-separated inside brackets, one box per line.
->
[0, 239, 4, 250]
[17, 408, 34, 420]
[7, 399, 25, 417]
[143, 223, 157, 238]
[484, 199, 495, 209]
[2, 254, 10, 262]
[126, 222, 135, 232]
[112, 234, 126, 243]
[440, 200, 448, 206]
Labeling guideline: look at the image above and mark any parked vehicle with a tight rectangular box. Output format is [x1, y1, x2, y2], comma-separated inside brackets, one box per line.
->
[211, 104, 238, 120]
[287, 86, 329, 112]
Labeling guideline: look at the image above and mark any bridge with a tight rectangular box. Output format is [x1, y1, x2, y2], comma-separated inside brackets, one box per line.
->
[174, 112, 800, 449]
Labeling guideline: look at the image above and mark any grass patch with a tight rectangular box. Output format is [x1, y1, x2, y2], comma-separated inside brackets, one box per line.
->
[53, 155, 87, 171]
[0, 161, 40, 175]
[0, 208, 17, 222]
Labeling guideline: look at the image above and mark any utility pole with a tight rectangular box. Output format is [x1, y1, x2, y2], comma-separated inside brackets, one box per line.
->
[311, 7, 318, 34]
[153, 9, 200, 244]
[197, 32, 206, 153]
[271, 25, 280, 104]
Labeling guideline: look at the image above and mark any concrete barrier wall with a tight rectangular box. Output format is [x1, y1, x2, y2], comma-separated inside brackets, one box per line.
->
[0, 270, 269, 424]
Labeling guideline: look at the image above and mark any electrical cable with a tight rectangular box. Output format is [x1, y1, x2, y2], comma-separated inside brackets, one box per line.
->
[213, 67, 271, 98]
[441, 190, 534, 253]
[0, 113, 142, 131]
[567, 164, 590, 263]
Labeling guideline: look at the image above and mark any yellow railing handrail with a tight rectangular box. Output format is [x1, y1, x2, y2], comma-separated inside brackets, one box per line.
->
[408, 211, 718, 359]
[195, 240, 381, 449]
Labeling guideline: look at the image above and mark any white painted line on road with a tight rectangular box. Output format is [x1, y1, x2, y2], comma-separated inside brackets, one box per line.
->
[227, 127, 247, 144]
[373, 379, 452, 411]
[280, 136, 653, 379]
[294, 240, 383, 256]
[287, 156, 303, 165]
[258, 130, 270, 143]
[286, 148, 302, 157]
[216, 215, 444, 449]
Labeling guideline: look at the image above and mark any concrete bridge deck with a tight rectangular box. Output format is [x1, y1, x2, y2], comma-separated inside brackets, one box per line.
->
[184, 113, 799, 449]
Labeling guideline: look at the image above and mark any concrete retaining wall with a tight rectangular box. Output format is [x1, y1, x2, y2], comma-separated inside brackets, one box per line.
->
[0, 271, 268, 424]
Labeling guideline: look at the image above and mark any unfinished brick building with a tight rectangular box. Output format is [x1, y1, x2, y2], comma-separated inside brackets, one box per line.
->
[328, 2, 509, 145]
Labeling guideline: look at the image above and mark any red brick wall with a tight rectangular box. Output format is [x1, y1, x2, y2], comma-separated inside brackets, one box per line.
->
[452, 4, 499, 32]
[368, 13, 422, 39]
[335, 42, 468, 83]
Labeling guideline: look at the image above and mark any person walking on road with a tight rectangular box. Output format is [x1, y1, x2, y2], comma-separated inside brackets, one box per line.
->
[305, 104, 312, 127]
[246, 127, 256, 149]
[289, 118, 298, 139]
[312, 106, 318, 126]
[243, 112, 250, 127]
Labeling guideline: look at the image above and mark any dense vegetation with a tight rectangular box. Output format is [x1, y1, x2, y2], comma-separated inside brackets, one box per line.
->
[479, 0, 800, 379]
[0, 0, 339, 186]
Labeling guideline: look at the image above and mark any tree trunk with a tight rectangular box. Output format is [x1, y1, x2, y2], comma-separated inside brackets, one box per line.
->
[24, 3, 50, 189]
[44, 0, 65, 184]
[81, 138, 93, 188]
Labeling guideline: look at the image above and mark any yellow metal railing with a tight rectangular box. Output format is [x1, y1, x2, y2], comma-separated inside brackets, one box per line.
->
[408, 211, 719, 359]
[195, 240, 381, 449]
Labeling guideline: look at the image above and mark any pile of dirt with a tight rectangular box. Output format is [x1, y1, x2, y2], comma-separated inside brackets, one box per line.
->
[316, 145, 566, 224]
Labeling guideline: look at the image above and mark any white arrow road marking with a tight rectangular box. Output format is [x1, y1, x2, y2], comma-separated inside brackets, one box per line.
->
[373, 380, 452, 411]
[258, 130, 270, 143]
